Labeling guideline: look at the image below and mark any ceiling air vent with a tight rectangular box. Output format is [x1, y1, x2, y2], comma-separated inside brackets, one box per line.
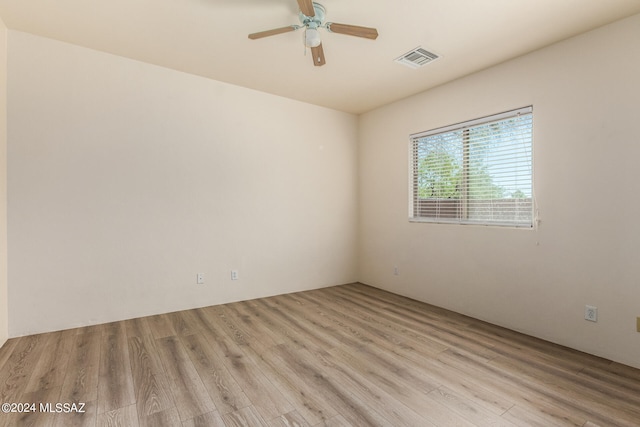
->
[395, 47, 439, 69]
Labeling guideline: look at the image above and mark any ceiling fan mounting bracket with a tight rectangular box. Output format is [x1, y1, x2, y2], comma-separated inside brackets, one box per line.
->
[299, 2, 326, 27]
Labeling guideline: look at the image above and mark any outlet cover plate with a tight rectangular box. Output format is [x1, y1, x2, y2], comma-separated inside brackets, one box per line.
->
[585, 305, 598, 322]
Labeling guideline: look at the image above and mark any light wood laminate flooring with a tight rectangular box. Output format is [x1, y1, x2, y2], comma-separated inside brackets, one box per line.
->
[0, 283, 639, 426]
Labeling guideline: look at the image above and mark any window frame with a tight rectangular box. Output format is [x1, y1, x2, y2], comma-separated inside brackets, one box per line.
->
[409, 106, 534, 228]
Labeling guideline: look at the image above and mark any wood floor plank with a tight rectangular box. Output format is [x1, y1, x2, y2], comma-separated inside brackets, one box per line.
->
[427, 385, 518, 427]
[127, 335, 174, 417]
[254, 295, 351, 352]
[97, 330, 136, 414]
[241, 300, 416, 424]
[195, 307, 295, 420]
[410, 355, 518, 416]
[495, 347, 640, 411]
[302, 293, 515, 420]
[331, 287, 595, 426]
[332, 283, 466, 324]
[123, 317, 152, 339]
[0, 338, 18, 371]
[578, 363, 640, 397]
[222, 406, 269, 427]
[251, 297, 338, 352]
[290, 292, 452, 385]
[316, 414, 352, 427]
[466, 320, 609, 375]
[166, 311, 201, 337]
[316, 345, 462, 426]
[180, 333, 251, 415]
[101, 322, 126, 338]
[327, 285, 502, 362]
[127, 336, 166, 380]
[606, 361, 640, 381]
[299, 345, 439, 427]
[436, 348, 589, 426]
[249, 341, 391, 427]
[306, 290, 511, 416]
[137, 406, 182, 427]
[268, 410, 311, 427]
[209, 304, 263, 350]
[96, 404, 139, 427]
[295, 290, 449, 356]
[24, 329, 76, 393]
[182, 411, 226, 427]
[253, 344, 338, 425]
[75, 324, 105, 336]
[60, 332, 101, 404]
[273, 291, 518, 421]
[502, 404, 581, 427]
[155, 335, 216, 421]
[146, 314, 177, 340]
[0, 333, 49, 405]
[488, 355, 640, 426]
[275, 293, 443, 396]
[53, 399, 97, 427]
[9, 385, 62, 427]
[223, 301, 287, 354]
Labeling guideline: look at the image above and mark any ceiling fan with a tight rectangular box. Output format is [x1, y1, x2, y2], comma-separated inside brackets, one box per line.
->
[248, 0, 378, 66]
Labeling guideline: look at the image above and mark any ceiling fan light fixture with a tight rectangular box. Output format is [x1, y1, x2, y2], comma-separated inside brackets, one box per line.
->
[304, 28, 322, 47]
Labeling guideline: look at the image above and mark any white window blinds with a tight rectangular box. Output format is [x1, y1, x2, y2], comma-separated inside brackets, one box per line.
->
[410, 106, 533, 227]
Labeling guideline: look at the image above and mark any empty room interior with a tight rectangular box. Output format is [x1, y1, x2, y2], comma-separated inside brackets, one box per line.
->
[1, 0, 640, 426]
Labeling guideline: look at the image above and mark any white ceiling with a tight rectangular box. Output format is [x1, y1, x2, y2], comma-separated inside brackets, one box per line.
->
[1, 0, 639, 114]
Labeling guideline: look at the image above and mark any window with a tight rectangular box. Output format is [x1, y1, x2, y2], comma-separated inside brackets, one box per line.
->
[410, 106, 533, 227]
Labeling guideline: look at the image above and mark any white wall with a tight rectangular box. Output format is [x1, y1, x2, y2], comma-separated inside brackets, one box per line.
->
[0, 16, 8, 346]
[7, 31, 358, 336]
[358, 14, 640, 368]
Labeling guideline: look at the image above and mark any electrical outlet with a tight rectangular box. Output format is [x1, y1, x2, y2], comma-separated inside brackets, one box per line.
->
[393, 266, 399, 276]
[585, 305, 598, 322]
[196, 273, 204, 285]
[231, 270, 238, 281]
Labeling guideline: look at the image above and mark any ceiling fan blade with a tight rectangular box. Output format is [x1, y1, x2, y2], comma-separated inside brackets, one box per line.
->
[311, 44, 326, 66]
[297, 0, 316, 17]
[326, 22, 378, 40]
[248, 26, 298, 40]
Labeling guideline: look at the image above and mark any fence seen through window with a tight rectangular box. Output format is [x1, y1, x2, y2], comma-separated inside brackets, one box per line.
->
[410, 107, 533, 227]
